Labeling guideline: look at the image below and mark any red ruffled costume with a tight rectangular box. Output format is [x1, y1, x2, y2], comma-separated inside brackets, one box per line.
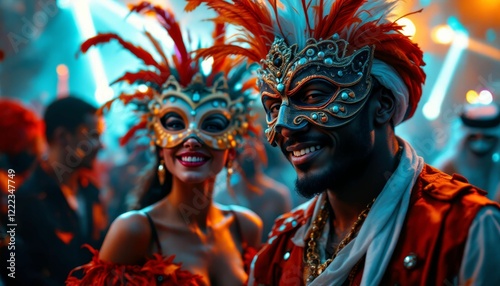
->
[67, 245, 257, 286]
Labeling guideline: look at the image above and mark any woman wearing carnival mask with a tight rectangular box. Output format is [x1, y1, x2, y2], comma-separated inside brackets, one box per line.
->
[67, 2, 262, 285]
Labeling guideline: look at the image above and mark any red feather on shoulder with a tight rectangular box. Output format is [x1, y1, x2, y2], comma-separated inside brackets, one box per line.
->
[66, 245, 206, 286]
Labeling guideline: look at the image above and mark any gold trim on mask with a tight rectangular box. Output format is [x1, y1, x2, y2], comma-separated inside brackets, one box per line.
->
[258, 35, 374, 145]
[148, 74, 248, 150]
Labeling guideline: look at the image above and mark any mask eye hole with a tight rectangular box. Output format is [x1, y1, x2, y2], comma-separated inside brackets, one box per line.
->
[263, 96, 281, 121]
[201, 114, 229, 133]
[290, 79, 334, 107]
[269, 102, 281, 120]
[299, 91, 330, 105]
[161, 112, 185, 131]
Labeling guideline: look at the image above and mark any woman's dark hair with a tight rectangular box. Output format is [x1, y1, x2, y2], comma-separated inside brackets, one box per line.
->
[128, 146, 172, 210]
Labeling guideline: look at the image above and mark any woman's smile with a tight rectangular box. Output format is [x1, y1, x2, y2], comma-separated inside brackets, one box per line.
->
[176, 151, 210, 167]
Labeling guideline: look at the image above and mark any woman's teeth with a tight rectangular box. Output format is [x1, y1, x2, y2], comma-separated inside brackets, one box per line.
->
[181, 156, 206, 162]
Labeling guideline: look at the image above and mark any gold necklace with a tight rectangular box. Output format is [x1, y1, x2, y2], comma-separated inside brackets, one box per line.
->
[304, 198, 375, 283]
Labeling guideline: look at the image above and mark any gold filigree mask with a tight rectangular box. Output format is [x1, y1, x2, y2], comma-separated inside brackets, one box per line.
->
[259, 36, 375, 145]
[149, 74, 248, 150]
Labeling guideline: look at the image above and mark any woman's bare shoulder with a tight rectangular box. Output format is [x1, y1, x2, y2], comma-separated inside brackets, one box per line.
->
[99, 210, 153, 264]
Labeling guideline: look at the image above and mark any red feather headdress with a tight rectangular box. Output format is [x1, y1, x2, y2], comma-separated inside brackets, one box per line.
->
[186, 0, 426, 123]
[0, 99, 44, 155]
[80, 1, 256, 146]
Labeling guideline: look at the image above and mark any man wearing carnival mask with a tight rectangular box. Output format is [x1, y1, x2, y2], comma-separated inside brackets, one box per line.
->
[187, 0, 500, 285]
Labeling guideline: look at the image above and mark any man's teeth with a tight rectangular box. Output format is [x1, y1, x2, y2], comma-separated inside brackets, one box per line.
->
[293, 145, 321, 157]
[181, 156, 205, 162]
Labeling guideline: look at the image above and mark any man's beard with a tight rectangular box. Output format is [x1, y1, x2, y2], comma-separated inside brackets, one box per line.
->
[295, 166, 336, 198]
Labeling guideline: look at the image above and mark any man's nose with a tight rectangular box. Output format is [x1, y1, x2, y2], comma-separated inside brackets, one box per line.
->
[274, 104, 307, 137]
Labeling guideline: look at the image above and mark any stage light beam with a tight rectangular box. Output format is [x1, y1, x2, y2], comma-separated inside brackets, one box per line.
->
[71, 0, 113, 104]
[423, 32, 469, 120]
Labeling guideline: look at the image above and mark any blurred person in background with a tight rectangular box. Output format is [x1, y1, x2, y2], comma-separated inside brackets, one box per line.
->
[0, 99, 44, 180]
[0, 99, 45, 222]
[434, 102, 500, 202]
[0, 99, 44, 283]
[215, 127, 292, 243]
[67, 3, 262, 285]
[17, 96, 108, 285]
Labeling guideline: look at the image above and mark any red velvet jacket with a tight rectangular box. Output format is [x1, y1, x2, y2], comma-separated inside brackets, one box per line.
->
[251, 164, 500, 285]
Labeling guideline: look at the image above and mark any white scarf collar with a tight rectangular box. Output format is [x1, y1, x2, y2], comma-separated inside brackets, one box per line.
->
[292, 139, 424, 285]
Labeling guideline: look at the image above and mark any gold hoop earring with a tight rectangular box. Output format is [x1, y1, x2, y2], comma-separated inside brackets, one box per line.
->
[157, 159, 166, 185]
[226, 159, 234, 194]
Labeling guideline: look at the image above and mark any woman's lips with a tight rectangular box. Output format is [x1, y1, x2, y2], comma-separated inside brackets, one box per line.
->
[176, 152, 210, 167]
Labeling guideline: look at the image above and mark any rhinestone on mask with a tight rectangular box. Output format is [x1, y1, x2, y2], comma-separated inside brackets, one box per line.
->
[273, 54, 283, 67]
[277, 83, 285, 92]
[192, 92, 200, 102]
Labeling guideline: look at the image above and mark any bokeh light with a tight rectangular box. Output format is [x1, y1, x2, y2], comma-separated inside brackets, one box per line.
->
[478, 90, 493, 104]
[466, 89, 494, 105]
[396, 18, 416, 39]
[138, 84, 149, 93]
[56, 64, 69, 76]
[466, 90, 479, 104]
[201, 56, 214, 76]
[486, 29, 496, 43]
[432, 25, 455, 44]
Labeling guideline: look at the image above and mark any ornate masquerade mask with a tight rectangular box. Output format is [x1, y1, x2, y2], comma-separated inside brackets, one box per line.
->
[149, 74, 248, 150]
[259, 36, 374, 145]
[186, 0, 426, 137]
[82, 2, 256, 152]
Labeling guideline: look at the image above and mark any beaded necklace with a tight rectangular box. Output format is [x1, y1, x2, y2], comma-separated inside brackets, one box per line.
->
[304, 197, 376, 283]
[304, 145, 403, 283]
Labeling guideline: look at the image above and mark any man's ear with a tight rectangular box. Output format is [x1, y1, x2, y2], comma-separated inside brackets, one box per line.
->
[374, 89, 396, 126]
